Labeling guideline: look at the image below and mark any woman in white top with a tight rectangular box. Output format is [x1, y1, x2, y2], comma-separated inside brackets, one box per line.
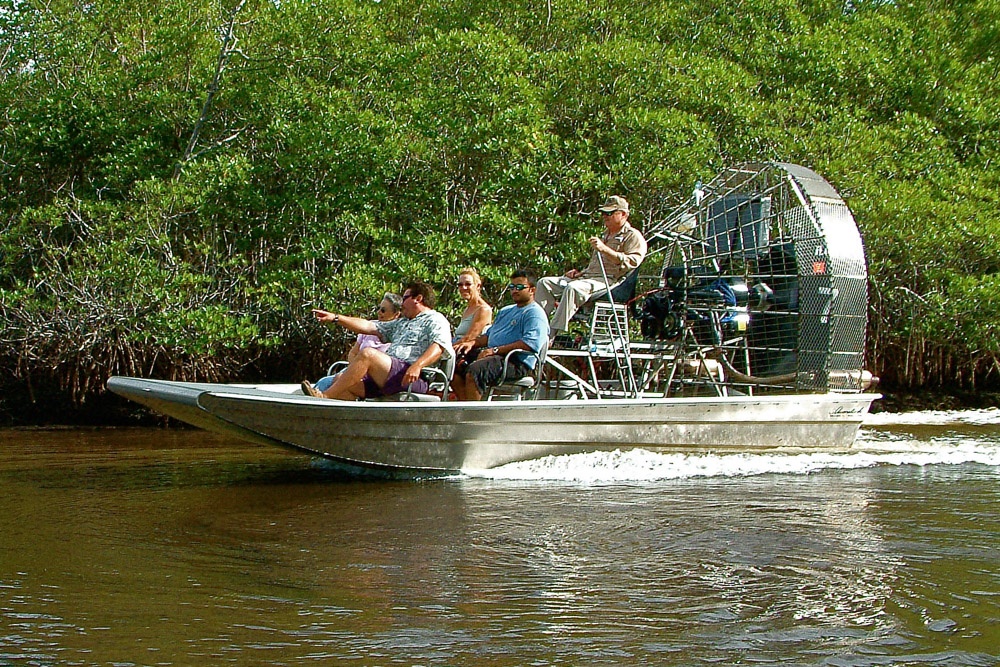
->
[453, 268, 492, 344]
[452, 268, 493, 374]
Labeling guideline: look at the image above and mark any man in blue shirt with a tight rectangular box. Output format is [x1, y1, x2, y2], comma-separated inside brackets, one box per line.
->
[452, 269, 550, 400]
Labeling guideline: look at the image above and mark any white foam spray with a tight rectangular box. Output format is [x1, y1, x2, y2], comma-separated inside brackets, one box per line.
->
[864, 407, 1000, 426]
[463, 409, 1000, 482]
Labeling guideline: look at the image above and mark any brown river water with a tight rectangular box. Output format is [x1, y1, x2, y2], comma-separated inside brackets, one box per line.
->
[1, 410, 998, 666]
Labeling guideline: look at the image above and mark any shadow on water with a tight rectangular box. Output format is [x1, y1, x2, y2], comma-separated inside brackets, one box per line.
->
[0, 427, 453, 490]
[3, 456, 363, 491]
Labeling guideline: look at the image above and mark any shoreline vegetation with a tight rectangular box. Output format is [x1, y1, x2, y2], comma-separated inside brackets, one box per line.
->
[2, 0, 998, 426]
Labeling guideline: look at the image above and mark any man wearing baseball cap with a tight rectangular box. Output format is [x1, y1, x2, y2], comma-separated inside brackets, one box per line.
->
[536, 195, 647, 332]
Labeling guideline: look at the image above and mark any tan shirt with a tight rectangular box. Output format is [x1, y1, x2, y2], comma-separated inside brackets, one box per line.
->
[581, 221, 648, 282]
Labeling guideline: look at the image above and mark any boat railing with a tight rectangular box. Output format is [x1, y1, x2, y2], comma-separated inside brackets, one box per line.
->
[544, 334, 731, 401]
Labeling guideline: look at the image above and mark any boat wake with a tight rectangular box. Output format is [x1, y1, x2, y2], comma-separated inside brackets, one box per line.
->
[464, 412, 1000, 482]
[864, 407, 1000, 426]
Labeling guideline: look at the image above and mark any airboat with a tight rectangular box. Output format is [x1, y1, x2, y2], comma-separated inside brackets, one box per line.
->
[109, 162, 879, 474]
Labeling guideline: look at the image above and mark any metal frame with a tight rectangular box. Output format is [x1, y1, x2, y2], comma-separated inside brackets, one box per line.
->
[484, 338, 549, 401]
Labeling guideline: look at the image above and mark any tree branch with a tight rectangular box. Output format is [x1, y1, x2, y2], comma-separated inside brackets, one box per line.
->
[173, 0, 248, 179]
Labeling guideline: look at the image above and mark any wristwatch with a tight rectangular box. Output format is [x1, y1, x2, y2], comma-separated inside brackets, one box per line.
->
[492, 347, 500, 355]
[332, 314, 340, 324]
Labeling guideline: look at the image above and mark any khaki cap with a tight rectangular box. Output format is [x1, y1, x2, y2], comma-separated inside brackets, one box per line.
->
[598, 195, 629, 214]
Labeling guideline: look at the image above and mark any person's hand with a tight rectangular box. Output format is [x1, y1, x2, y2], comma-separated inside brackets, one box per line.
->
[402, 363, 422, 387]
[589, 236, 609, 254]
[565, 268, 582, 279]
[312, 309, 338, 324]
[455, 340, 475, 354]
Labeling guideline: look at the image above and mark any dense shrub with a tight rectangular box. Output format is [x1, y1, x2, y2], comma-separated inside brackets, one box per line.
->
[2, 0, 998, 421]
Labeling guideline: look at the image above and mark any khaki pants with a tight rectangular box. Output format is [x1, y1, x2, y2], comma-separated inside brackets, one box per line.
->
[535, 276, 608, 332]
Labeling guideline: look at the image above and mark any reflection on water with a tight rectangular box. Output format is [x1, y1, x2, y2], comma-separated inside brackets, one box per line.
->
[0, 415, 998, 666]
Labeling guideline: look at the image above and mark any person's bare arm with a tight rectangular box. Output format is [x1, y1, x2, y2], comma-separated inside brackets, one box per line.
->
[311, 309, 379, 335]
[402, 342, 444, 387]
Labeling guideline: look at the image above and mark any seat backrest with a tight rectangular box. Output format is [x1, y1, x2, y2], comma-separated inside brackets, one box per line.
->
[528, 336, 550, 386]
[582, 265, 641, 311]
[438, 351, 456, 386]
[608, 265, 641, 303]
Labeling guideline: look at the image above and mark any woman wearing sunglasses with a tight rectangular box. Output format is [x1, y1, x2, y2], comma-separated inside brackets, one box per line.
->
[452, 269, 549, 401]
[348, 292, 403, 362]
[451, 268, 493, 376]
[309, 293, 403, 393]
[453, 267, 493, 347]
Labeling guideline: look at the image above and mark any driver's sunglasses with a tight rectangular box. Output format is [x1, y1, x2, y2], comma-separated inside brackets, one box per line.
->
[507, 283, 531, 291]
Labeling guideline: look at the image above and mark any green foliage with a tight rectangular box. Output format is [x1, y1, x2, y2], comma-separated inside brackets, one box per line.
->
[2, 0, 1000, 419]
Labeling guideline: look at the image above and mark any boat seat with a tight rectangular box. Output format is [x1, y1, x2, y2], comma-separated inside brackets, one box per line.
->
[326, 360, 349, 376]
[484, 337, 549, 401]
[397, 351, 456, 402]
[577, 265, 642, 314]
[315, 353, 455, 401]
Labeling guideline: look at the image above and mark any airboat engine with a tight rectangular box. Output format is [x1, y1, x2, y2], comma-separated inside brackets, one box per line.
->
[640, 163, 873, 393]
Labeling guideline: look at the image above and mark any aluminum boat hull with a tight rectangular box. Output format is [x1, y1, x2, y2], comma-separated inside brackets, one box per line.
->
[108, 376, 878, 473]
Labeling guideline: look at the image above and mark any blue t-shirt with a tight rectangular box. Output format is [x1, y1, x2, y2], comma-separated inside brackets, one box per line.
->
[486, 302, 549, 369]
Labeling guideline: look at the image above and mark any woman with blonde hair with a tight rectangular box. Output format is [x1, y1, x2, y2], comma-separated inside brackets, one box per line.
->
[453, 268, 492, 346]
[452, 268, 493, 378]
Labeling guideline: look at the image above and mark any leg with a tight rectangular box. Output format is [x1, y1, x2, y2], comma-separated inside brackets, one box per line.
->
[314, 375, 337, 392]
[323, 347, 394, 400]
[467, 354, 527, 400]
[451, 347, 483, 401]
[549, 278, 606, 331]
[466, 355, 501, 401]
[451, 372, 471, 401]
[535, 276, 567, 315]
[454, 370, 487, 401]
